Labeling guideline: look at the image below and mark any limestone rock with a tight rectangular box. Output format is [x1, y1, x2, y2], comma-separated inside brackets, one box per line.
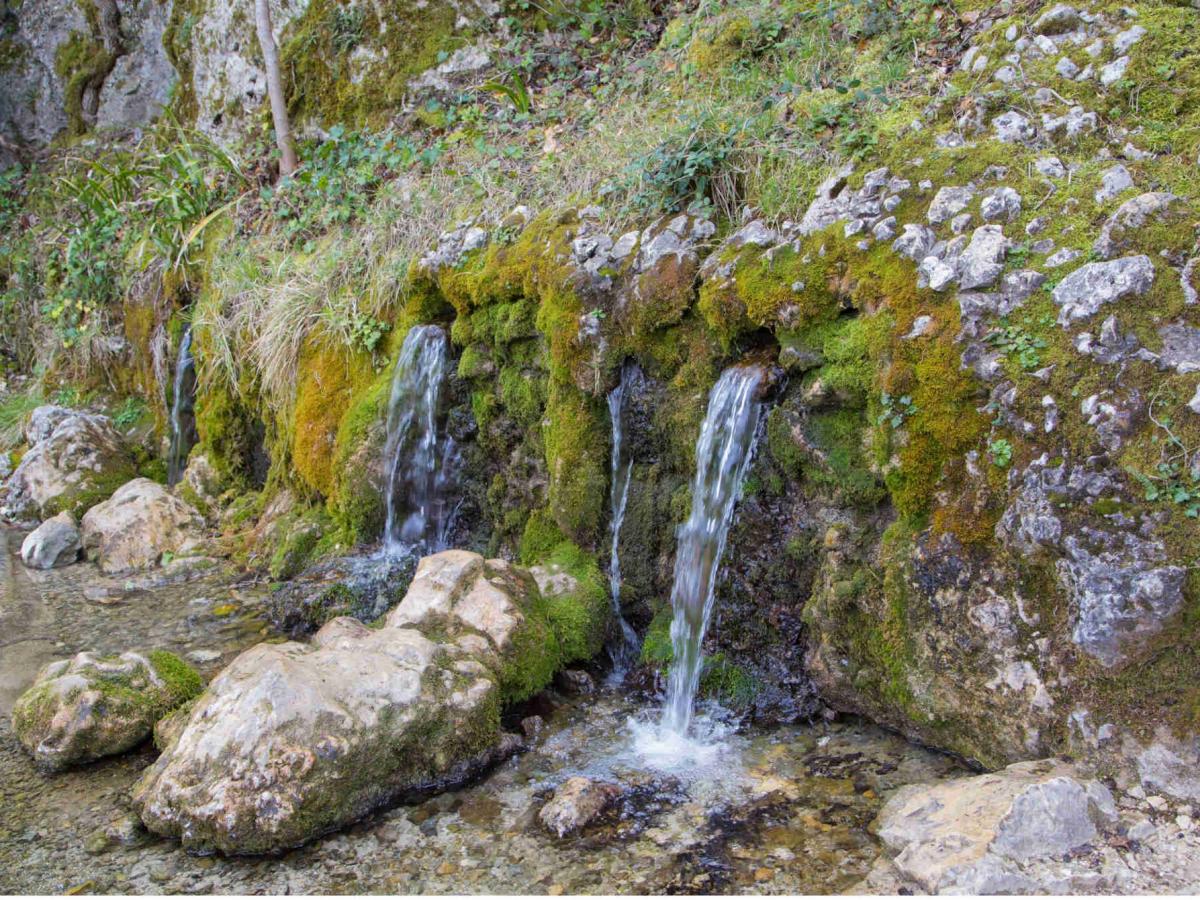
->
[926, 186, 975, 225]
[94, 0, 173, 130]
[1052, 256, 1155, 324]
[80, 478, 206, 574]
[1033, 4, 1082, 35]
[1095, 164, 1135, 205]
[2, 411, 136, 521]
[540, 777, 623, 837]
[24, 405, 74, 446]
[20, 511, 81, 569]
[132, 550, 574, 854]
[992, 111, 1035, 143]
[875, 758, 1116, 894]
[958, 225, 1009, 290]
[1093, 192, 1181, 260]
[12, 650, 202, 772]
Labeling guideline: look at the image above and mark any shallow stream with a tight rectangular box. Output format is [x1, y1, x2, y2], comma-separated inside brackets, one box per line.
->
[0, 527, 965, 895]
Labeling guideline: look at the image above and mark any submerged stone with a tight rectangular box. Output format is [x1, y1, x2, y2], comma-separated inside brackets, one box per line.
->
[540, 777, 623, 837]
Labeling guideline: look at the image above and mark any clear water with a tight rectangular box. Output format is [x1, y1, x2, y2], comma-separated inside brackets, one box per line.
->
[605, 363, 639, 677]
[0, 526, 967, 895]
[661, 366, 763, 737]
[382, 325, 459, 557]
[166, 326, 197, 486]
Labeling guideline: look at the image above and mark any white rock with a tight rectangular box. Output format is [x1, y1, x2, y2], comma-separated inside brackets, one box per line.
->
[919, 256, 957, 292]
[1113, 25, 1146, 54]
[927, 186, 976, 224]
[20, 511, 80, 569]
[81, 479, 206, 574]
[1035, 156, 1067, 178]
[1095, 163, 1135, 204]
[1052, 255, 1156, 324]
[1100, 56, 1130, 87]
[958, 225, 1009, 290]
[993, 110, 1036, 143]
[1056, 57, 1080, 78]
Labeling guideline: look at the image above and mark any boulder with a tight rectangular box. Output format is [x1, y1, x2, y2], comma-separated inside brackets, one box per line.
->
[24, 404, 74, 446]
[19, 511, 81, 569]
[2, 411, 136, 521]
[540, 776, 623, 837]
[875, 759, 1117, 894]
[12, 650, 203, 771]
[80, 478, 206, 574]
[132, 550, 589, 855]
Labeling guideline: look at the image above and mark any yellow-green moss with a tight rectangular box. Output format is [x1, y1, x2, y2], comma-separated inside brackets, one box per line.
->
[542, 378, 608, 548]
[291, 333, 376, 500]
[280, 0, 467, 130]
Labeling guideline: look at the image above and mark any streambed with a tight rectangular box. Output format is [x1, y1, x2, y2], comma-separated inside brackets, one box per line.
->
[0, 527, 965, 894]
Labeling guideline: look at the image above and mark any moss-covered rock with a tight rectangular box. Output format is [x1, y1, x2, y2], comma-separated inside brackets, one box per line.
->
[133, 549, 598, 854]
[13, 650, 202, 771]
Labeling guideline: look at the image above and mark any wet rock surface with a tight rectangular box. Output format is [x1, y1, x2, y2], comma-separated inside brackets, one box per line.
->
[19, 512, 81, 569]
[12, 650, 200, 772]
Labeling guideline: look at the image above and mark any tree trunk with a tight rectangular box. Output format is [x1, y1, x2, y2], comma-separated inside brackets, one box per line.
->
[254, 0, 297, 177]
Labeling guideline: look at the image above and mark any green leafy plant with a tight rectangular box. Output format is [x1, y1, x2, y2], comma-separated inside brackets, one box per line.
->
[112, 396, 148, 430]
[481, 73, 533, 114]
[988, 438, 1013, 468]
[987, 316, 1051, 371]
[878, 392, 916, 428]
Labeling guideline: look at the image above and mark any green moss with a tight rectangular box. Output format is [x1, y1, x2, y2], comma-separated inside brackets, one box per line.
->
[686, 14, 753, 71]
[641, 606, 674, 666]
[699, 652, 760, 707]
[518, 507, 567, 565]
[268, 506, 328, 580]
[280, 0, 467, 130]
[292, 332, 377, 500]
[146, 650, 205, 707]
[538, 541, 610, 664]
[542, 378, 608, 548]
[54, 17, 117, 137]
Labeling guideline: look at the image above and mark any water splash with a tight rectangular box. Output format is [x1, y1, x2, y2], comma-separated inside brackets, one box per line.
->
[382, 325, 459, 557]
[605, 363, 640, 677]
[166, 326, 197, 486]
[661, 366, 763, 736]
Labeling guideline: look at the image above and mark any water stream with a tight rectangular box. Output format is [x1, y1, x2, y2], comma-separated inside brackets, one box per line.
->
[660, 366, 764, 737]
[605, 363, 640, 676]
[382, 325, 458, 557]
[166, 326, 197, 486]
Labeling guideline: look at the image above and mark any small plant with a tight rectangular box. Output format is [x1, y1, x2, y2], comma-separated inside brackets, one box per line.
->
[988, 438, 1013, 468]
[348, 313, 390, 354]
[112, 396, 147, 430]
[480, 73, 533, 114]
[878, 392, 916, 428]
[987, 316, 1051, 371]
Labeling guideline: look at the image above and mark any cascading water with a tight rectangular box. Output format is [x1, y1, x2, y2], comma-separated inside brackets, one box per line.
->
[660, 365, 763, 737]
[605, 363, 640, 676]
[166, 326, 197, 486]
[382, 324, 458, 557]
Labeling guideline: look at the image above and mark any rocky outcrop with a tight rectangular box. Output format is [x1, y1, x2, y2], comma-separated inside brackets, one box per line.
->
[80, 478, 206, 573]
[132, 549, 603, 854]
[873, 759, 1119, 893]
[19, 511, 81, 569]
[12, 650, 202, 771]
[540, 776, 623, 837]
[2, 409, 136, 521]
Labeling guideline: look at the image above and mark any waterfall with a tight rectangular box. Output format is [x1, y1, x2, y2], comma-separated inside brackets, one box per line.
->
[166, 326, 197, 486]
[606, 363, 640, 676]
[661, 366, 763, 736]
[382, 325, 458, 557]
